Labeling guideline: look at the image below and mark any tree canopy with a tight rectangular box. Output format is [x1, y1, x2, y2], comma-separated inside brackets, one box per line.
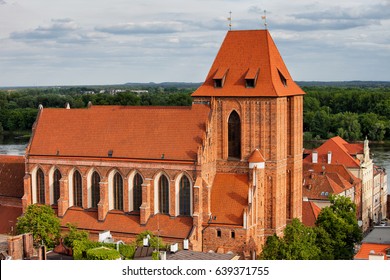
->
[315, 195, 362, 259]
[16, 204, 61, 249]
[260, 196, 362, 260]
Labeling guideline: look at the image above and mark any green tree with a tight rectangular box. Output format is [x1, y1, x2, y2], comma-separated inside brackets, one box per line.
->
[16, 204, 61, 249]
[63, 223, 89, 248]
[259, 234, 283, 260]
[136, 230, 165, 249]
[315, 195, 362, 259]
[260, 219, 320, 260]
[310, 109, 331, 139]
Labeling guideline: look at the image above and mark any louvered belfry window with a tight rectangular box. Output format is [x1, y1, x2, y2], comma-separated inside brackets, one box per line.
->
[228, 111, 241, 159]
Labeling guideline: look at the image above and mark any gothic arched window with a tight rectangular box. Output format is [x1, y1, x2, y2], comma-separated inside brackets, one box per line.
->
[91, 172, 100, 208]
[37, 168, 45, 204]
[73, 170, 83, 207]
[133, 173, 143, 212]
[179, 176, 191, 216]
[53, 169, 61, 205]
[113, 173, 123, 211]
[228, 111, 241, 159]
[159, 175, 169, 214]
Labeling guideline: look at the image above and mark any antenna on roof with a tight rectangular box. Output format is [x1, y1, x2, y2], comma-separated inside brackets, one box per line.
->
[261, 10, 268, 30]
[227, 11, 232, 30]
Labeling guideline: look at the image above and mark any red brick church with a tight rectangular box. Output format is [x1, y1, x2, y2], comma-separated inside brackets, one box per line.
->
[22, 29, 305, 257]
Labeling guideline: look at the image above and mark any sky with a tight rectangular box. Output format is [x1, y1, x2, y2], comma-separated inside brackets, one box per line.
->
[1, 0, 390, 87]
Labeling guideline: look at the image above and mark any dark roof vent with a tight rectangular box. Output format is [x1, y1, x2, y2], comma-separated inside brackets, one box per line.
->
[108, 150, 113, 157]
[213, 67, 228, 88]
[245, 68, 259, 88]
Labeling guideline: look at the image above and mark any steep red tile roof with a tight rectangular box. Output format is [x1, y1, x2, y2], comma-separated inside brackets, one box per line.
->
[192, 30, 305, 98]
[304, 136, 361, 167]
[302, 162, 360, 200]
[0, 205, 22, 234]
[28, 104, 210, 161]
[0, 155, 25, 198]
[61, 209, 193, 239]
[210, 173, 249, 226]
[248, 149, 265, 162]
[302, 201, 321, 227]
[354, 243, 390, 260]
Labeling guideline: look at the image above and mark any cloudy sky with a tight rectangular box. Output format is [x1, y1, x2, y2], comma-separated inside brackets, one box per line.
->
[1, 0, 390, 86]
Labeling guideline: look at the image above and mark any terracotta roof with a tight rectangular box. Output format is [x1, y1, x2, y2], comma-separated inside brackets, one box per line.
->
[210, 173, 249, 226]
[354, 243, 390, 260]
[60, 209, 193, 239]
[28, 104, 210, 161]
[166, 250, 236, 260]
[248, 149, 265, 162]
[0, 205, 22, 234]
[302, 162, 360, 200]
[0, 155, 25, 198]
[192, 30, 305, 97]
[303, 136, 361, 167]
[302, 201, 321, 227]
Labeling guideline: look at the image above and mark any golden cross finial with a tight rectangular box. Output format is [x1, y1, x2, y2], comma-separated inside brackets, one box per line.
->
[228, 11, 232, 30]
[261, 10, 268, 29]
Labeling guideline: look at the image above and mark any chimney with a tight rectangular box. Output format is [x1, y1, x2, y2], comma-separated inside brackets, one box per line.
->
[327, 151, 332, 164]
[312, 151, 318, 163]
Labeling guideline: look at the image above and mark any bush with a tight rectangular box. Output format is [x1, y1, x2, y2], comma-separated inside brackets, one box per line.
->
[86, 247, 121, 260]
[136, 230, 165, 249]
[152, 251, 159, 260]
[72, 239, 115, 260]
[119, 244, 136, 260]
[63, 223, 89, 248]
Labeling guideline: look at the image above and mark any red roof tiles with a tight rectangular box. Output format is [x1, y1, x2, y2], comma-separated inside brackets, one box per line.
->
[302, 201, 321, 227]
[0, 155, 25, 198]
[60, 209, 193, 239]
[192, 30, 305, 97]
[210, 173, 249, 226]
[302, 162, 360, 200]
[0, 205, 22, 234]
[248, 149, 265, 163]
[304, 136, 361, 167]
[28, 104, 210, 161]
[354, 243, 390, 260]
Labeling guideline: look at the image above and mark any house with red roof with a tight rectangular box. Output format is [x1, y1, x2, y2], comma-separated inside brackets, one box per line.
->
[21, 29, 305, 258]
[0, 155, 25, 235]
[301, 162, 362, 226]
[354, 226, 390, 260]
[303, 136, 387, 232]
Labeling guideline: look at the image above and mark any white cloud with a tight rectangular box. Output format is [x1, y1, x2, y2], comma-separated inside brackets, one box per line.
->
[1, 0, 390, 86]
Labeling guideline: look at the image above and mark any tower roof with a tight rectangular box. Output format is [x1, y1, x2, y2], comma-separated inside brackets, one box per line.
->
[192, 30, 305, 97]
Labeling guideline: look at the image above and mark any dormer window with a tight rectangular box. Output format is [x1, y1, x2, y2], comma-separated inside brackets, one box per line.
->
[278, 69, 287, 87]
[245, 68, 259, 88]
[213, 67, 228, 88]
[214, 79, 223, 88]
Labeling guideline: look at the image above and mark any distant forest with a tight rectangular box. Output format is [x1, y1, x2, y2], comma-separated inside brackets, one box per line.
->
[1, 82, 390, 141]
